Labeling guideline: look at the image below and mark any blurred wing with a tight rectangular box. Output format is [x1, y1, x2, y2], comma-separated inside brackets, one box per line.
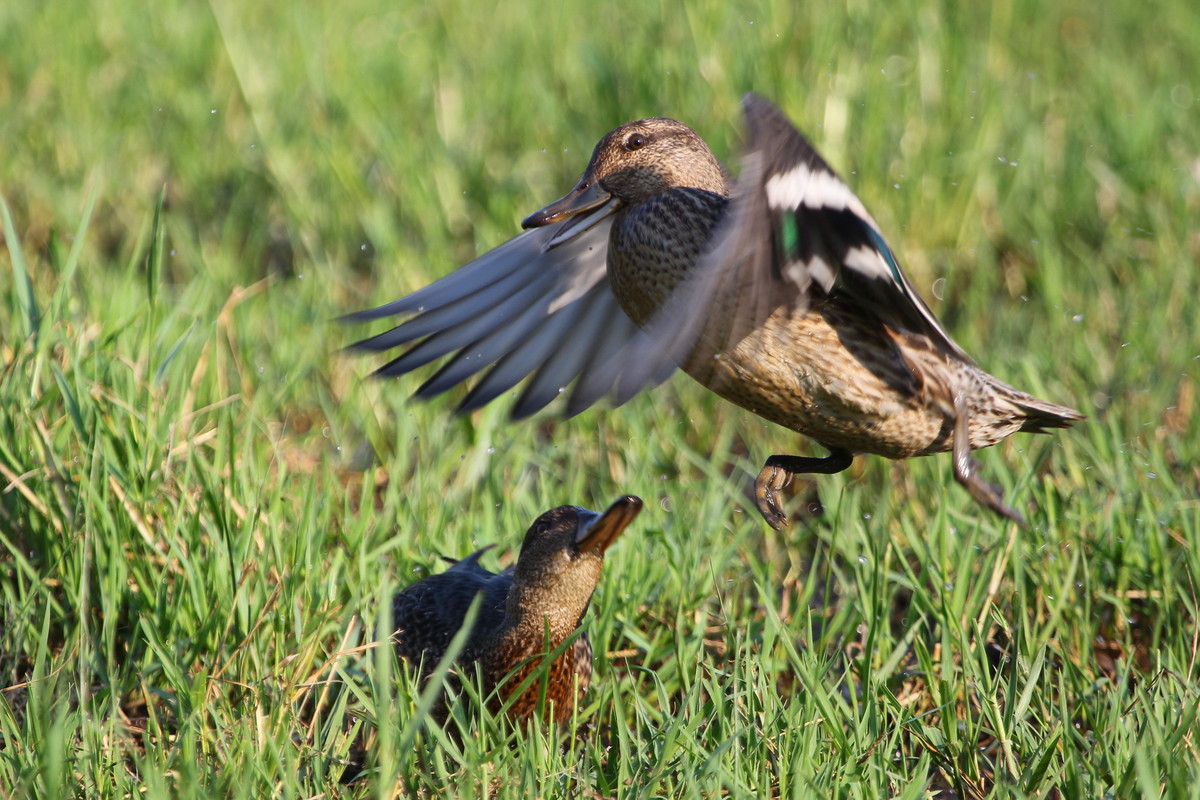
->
[347, 207, 672, 418]
[733, 93, 971, 359]
[607, 93, 973, 397]
[350, 94, 967, 419]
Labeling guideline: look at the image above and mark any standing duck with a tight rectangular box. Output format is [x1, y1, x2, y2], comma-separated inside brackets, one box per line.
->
[392, 496, 641, 724]
[350, 94, 1082, 528]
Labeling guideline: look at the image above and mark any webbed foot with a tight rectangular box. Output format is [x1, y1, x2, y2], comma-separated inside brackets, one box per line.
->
[952, 394, 1027, 525]
[753, 449, 853, 530]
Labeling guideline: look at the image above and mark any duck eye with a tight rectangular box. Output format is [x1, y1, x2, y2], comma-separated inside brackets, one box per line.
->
[624, 133, 646, 151]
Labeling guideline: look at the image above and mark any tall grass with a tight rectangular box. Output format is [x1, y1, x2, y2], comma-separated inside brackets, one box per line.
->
[2, 0, 1198, 797]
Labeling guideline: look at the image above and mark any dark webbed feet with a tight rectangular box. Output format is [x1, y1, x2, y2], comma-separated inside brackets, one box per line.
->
[753, 398, 1032, 529]
[952, 394, 1026, 525]
[952, 452, 1026, 525]
[753, 449, 854, 530]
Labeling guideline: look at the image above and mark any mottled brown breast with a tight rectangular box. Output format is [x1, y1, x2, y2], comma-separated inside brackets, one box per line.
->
[696, 300, 961, 458]
[482, 636, 594, 724]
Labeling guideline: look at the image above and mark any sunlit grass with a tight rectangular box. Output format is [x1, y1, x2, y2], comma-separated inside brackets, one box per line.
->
[2, 0, 1199, 797]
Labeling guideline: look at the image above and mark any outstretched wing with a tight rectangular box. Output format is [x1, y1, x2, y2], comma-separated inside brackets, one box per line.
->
[735, 93, 970, 360]
[349, 94, 968, 419]
[584, 94, 973, 401]
[346, 207, 668, 419]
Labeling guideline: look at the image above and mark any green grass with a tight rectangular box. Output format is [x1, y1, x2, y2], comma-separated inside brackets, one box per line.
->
[2, 0, 1199, 797]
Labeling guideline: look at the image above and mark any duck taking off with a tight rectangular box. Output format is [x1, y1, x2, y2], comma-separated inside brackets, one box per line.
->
[349, 94, 1082, 528]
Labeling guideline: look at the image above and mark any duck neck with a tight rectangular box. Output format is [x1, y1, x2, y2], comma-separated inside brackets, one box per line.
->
[608, 187, 728, 326]
[496, 597, 586, 655]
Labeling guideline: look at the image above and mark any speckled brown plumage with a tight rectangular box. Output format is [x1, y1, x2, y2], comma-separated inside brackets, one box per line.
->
[351, 94, 1083, 528]
[391, 496, 641, 725]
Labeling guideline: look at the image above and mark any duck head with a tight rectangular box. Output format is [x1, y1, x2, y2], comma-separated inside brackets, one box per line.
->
[505, 495, 642, 637]
[522, 118, 728, 234]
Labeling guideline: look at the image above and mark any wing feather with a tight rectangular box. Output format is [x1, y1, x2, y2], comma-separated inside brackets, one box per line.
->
[349, 210, 661, 418]
[350, 94, 971, 419]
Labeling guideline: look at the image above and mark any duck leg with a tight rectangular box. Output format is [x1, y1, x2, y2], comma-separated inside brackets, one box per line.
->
[951, 393, 1026, 525]
[754, 448, 853, 530]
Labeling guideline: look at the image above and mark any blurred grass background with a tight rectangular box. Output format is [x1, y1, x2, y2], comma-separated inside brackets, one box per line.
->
[2, 0, 1198, 796]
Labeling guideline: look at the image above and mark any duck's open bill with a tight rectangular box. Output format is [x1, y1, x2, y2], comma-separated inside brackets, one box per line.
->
[522, 178, 612, 228]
